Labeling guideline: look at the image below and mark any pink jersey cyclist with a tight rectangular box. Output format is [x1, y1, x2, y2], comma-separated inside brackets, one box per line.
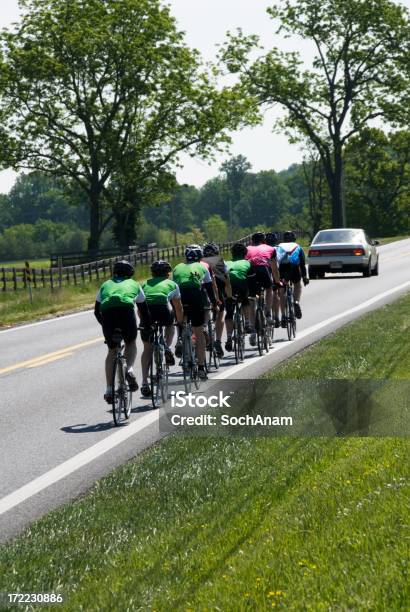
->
[245, 244, 276, 267]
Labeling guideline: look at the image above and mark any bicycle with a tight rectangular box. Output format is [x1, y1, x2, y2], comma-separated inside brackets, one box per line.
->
[283, 281, 297, 340]
[254, 290, 271, 356]
[232, 297, 245, 363]
[204, 308, 220, 372]
[180, 320, 201, 393]
[147, 322, 169, 409]
[110, 328, 132, 426]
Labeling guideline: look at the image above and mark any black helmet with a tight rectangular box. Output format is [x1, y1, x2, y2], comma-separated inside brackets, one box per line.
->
[251, 231, 265, 245]
[265, 232, 279, 246]
[283, 231, 296, 242]
[231, 242, 247, 258]
[203, 242, 220, 256]
[151, 259, 172, 276]
[185, 244, 203, 262]
[113, 259, 134, 278]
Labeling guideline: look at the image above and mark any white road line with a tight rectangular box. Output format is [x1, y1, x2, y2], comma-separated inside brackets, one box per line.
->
[0, 308, 93, 334]
[0, 278, 409, 516]
[0, 410, 159, 516]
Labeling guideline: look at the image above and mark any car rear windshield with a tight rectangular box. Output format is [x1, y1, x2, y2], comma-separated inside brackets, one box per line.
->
[312, 230, 363, 244]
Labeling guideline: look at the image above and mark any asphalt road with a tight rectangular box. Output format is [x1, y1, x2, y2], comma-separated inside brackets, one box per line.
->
[1, 238, 409, 542]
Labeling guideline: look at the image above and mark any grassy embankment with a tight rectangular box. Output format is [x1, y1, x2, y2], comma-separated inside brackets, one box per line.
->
[0, 293, 408, 610]
[1, 235, 408, 328]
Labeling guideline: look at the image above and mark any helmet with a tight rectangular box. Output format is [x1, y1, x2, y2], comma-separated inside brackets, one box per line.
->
[231, 242, 247, 259]
[185, 244, 203, 262]
[283, 231, 296, 242]
[203, 242, 220, 257]
[265, 232, 279, 246]
[113, 259, 134, 278]
[151, 259, 172, 276]
[251, 231, 265, 245]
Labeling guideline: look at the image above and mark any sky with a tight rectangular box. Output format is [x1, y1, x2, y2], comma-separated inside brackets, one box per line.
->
[0, 0, 409, 193]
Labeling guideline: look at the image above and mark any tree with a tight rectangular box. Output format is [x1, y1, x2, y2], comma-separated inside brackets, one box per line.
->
[302, 150, 331, 236]
[2, 0, 255, 251]
[222, 0, 410, 227]
[220, 155, 251, 229]
[202, 214, 228, 243]
[344, 128, 410, 235]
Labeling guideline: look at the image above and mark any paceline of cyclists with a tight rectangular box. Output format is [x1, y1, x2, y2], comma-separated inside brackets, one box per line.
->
[94, 231, 309, 403]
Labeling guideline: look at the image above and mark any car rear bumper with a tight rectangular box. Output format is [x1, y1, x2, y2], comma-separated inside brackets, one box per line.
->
[308, 256, 370, 273]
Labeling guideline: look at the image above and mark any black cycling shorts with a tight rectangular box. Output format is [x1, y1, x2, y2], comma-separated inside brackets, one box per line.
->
[180, 285, 206, 327]
[248, 265, 273, 297]
[140, 304, 174, 342]
[101, 305, 137, 349]
[279, 263, 302, 284]
[216, 276, 227, 311]
[225, 279, 249, 320]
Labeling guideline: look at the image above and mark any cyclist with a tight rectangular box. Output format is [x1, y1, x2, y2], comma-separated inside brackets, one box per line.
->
[245, 231, 281, 346]
[265, 231, 281, 328]
[202, 242, 232, 358]
[140, 260, 184, 398]
[224, 242, 252, 352]
[173, 245, 218, 380]
[276, 231, 309, 323]
[94, 260, 151, 404]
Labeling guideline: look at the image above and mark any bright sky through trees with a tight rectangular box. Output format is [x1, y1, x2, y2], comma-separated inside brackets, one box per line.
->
[0, 0, 409, 193]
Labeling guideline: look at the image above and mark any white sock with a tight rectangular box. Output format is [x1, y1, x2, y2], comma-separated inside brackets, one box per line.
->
[127, 367, 134, 374]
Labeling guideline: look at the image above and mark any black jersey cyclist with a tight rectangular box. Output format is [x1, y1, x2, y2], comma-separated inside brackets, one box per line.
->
[265, 231, 281, 327]
[202, 242, 232, 358]
[140, 260, 184, 397]
[94, 260, 151, 404]
[173, 245, 218, 380]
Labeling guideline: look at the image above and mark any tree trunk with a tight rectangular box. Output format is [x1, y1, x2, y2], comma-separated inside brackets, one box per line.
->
[323, 147, 346, 228]
[88, 188, 101, 252]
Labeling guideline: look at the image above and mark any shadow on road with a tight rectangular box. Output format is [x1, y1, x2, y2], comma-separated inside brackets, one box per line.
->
[61, 422, 115, 433]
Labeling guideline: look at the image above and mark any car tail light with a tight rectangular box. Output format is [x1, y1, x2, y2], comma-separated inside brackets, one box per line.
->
[308, 249, 321, 256]
[353, 248, 365, 256]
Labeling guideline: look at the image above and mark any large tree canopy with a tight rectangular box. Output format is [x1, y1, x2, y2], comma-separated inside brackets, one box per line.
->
[222, 0, 410, 227]
[1, 0, 254, 250]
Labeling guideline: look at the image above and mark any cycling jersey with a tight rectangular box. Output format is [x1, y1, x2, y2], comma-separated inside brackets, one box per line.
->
[276, 242, 307, 279]
[142, 277, 180, 306]
[173, 262, 212, 289]
[201, 255, 228, 282]
[245, 244, 276, 266]
[226, 259, 251, 282]
[96, 278, 145, 311]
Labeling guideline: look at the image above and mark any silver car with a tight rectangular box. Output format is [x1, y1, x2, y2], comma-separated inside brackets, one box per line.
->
[307, 228, 379, 279]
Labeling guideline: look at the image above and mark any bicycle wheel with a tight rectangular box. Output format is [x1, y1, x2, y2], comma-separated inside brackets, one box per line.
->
[255, 307, 265, 356]
[150, 346, 163, 409]
[286, 291, 293, 341]
[112, 356, 124, 426]
[233, 307, 244, 363]
[182, 330, 192, 394]
[123, 361, 132, 420]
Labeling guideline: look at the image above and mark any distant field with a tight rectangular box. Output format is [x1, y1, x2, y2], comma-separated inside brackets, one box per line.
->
[0, 258, 50, 268]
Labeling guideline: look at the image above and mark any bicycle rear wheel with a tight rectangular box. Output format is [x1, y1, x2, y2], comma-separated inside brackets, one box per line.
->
[182, 331, 193, 394]
[255, 307, 265, 356]
[112, 356, 125, 426]
[150, 346, 165, 409]
[233, 307, 244, 363]
[286, 291, 294, 341]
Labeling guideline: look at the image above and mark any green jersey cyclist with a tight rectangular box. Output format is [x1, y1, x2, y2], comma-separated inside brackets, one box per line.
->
[140, 260, 184, 397]
[94, 260, 151, 404]
[173, 245, 218, 380]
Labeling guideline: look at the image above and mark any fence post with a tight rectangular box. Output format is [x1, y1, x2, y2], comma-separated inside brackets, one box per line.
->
[25, 261, 33, 303]
[58, 256, 63, 289]
[88, 263, 92, 281]
[1, 268, 6, 291]
[33, 268, 37, 289]
[73, 266, 77, 285]
[81, 265, 85, 282]
[41, 269, 45, 288]
[12, 268, 17, 291]
[50, 268, 54, 290]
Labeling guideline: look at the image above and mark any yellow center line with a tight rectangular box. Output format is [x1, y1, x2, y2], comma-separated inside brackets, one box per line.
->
[0, 337, 101, 375]
[27, 352, 74, 368]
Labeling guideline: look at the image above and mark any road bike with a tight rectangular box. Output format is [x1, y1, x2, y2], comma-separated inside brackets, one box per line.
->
[283, 281, 297, 340]
[147, 322, 169, 409]
[231, 296, 245, 363]
[180, 321, 201, 393]
[111, 328, 132, 426]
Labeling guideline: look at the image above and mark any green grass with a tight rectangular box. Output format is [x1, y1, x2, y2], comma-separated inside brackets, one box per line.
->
[0, 294, 409, 610]
[0, 258, 50, 268]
